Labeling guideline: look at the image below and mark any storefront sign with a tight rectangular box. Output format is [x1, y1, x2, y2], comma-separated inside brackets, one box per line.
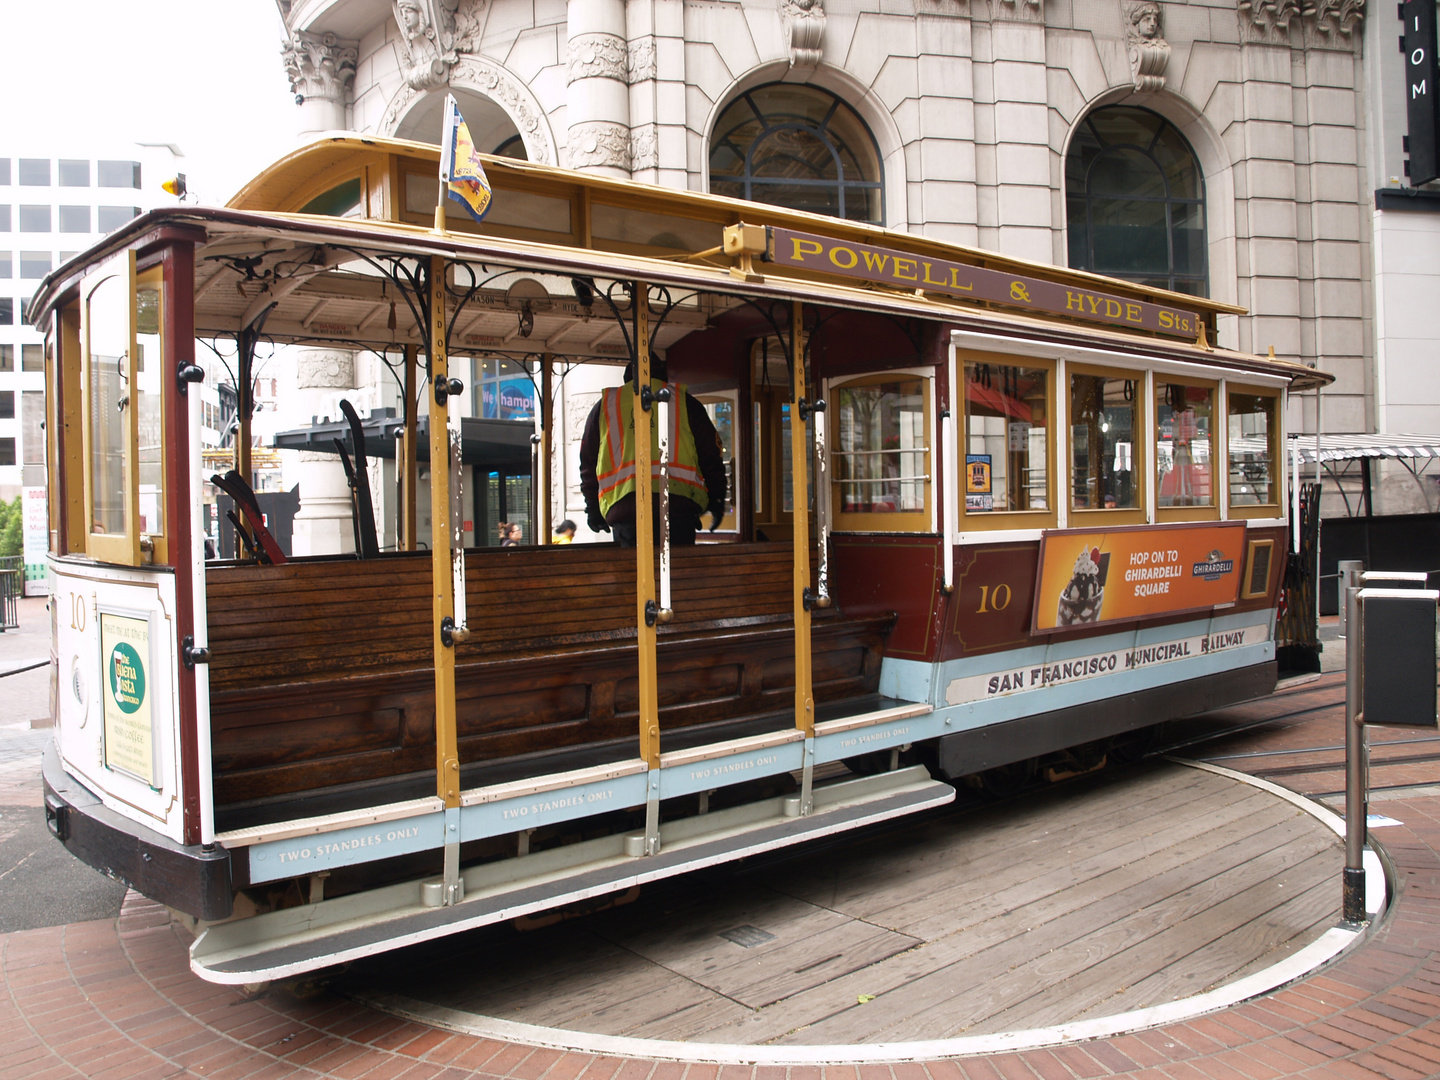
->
[101, 611, 156, 787]
[768, 227, 1202, 339]
[1032, 521, 1246, 632]
[1402, 0, 1440, 184]
[22, 487, 47, 595]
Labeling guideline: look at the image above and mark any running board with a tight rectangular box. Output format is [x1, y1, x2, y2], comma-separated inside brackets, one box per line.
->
[190, 766, 953, 984]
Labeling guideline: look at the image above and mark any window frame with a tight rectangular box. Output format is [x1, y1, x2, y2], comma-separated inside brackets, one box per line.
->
[1067, 362, 1148, 528]
[1153, 376, 1220, 523]
[826, 367, 935, 534]
[80, 252, 168, 565]
[958, 351, 1057, 532]
[1224, 382, 1283, 519]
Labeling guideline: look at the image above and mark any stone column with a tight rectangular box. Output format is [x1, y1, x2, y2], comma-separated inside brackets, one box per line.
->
[289, 348, 360, 557]
[567, 0, 632, 176]
[283, 31, 359, 139]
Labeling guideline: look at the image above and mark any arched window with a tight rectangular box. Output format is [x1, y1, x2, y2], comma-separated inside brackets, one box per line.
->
[1066, 106, 1206, 296]
[709, 84, 884, 225]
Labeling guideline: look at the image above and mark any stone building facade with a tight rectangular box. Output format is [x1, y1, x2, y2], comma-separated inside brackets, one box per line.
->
[275, 0, 1440, 516]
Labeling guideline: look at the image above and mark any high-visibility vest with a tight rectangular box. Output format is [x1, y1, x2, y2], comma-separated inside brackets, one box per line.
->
[596, 379, 709, 515]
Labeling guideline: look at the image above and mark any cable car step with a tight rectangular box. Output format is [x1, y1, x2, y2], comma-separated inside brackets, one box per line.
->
[189, 765, 953, 984]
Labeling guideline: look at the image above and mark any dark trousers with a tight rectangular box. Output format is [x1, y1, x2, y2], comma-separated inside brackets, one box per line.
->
[611, 516, 699, 547]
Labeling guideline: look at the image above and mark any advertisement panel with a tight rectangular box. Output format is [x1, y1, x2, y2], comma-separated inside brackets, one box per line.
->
[22, 486, 48, 595]
[1033, 521, 1246, 632]
[101, 611, 157, 788]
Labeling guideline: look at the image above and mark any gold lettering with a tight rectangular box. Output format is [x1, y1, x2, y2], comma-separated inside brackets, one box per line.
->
[948, 267, 975, 292]
[829, 244, 858, 269]
[1125, 303, 1141, 323]
[893, 257, 918, 281]
[1086, 295, 1101, 314]
[790, 238, 824, 261]
[862, 250, 891, 274]
[922, 261, 947, 286]
[1104, 299, 1122, 318]
[1066, 290, 1085, 312]
[1159, 310, 1174, 328]
[1010, 281, 1032, 303]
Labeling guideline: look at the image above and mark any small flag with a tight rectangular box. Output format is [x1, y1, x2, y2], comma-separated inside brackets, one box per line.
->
[439, 93, 493, 223]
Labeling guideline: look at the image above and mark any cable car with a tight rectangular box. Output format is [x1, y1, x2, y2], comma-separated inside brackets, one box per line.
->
[31, 136, 1329, 984]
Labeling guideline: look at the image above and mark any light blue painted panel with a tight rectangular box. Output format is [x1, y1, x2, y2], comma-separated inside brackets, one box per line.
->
[658, 741, 805, 799]
[247, 812, 445, 884]
[460, 772, 649, 840]
[815, 714, 932, 765]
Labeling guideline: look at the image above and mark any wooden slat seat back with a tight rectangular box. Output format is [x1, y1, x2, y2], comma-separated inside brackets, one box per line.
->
[206, 543, 891, 805]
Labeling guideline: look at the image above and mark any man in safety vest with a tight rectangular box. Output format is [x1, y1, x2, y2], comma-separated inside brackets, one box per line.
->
[580, 358, 727, 546]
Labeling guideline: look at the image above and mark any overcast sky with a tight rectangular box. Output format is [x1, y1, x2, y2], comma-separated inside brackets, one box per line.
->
[5, 1, 301, 203]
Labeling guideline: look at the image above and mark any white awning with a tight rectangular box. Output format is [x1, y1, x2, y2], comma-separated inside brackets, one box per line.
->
[1286, 434, 1440, 465]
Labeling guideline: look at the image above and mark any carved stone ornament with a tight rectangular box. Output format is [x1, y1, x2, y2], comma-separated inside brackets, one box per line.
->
[1238, 0, 1364, 45]
[630, 125, 659, 171]
[295, 349, 356, 390]
[282, 31, 359, 102]
[1124, 1, 1170, 91]
[781, 0, 826, 67]
[628, 37, 658, 83]
[392, 0, 486, 91]
[567, 33, 628, 85]
[992, 0, 1043, 21]
[568, 121, 633, 171]
[380, 55, 556, 165]
[915, 0, 970, 14]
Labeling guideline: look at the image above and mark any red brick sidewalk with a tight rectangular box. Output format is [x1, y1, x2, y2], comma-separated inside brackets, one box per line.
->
[3, 676, 1439, 1080]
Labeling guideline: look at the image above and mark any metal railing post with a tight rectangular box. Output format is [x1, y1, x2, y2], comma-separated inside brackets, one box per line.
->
[1337, 560, 1362, 636]
[1342, 583, 1367, 923]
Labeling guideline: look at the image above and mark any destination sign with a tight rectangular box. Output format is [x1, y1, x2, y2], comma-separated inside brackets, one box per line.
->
[767, 226, 1202, 339]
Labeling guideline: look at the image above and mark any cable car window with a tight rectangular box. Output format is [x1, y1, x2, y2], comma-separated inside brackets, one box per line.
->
[86, 266, 129, 537]
[831, 373, 931, 531]
[1228, 390, 1278, 507]
[135, 273, 164, 538]
[964, 362, 1049, 514]
[1070, 372, 1141, 511]
[1155, 382, 1214, 508]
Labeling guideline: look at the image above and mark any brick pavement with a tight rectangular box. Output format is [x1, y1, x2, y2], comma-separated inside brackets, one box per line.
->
[4, 668, 1440, 1079]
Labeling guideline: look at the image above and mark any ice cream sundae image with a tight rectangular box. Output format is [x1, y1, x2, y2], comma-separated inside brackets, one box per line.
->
[1057, 546, 1109, 625]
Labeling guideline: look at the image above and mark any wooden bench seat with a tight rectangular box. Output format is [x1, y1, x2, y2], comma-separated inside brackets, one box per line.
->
[206, 544, 894, 806]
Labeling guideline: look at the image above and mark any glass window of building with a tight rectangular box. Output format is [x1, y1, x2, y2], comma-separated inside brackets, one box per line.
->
[19, 205, 50, 232]
[0, 299, 10, 325]
[0, 253, 9, 278]
[0, 160, 10, 185]
[98, 160, 141, 188]
[22, 391, 43, 464]
[19, 251, 50, 279]
[0, 205, 9, 231]
[1066, 106, 1206, 297]
[21, 344, 43, 371]
[1070, 371, 1142, 512]
[59, 159, 90, 187]
[963, 360, 1051, 518]
[492, 134, 528, 160]
[0, 391, 13, 419]
[471, 357, 535, 419]
[709, 83, 884, 225]
[1155, 382, 1214, 508]
[0, 345, 10, 371]
[98, 206, 139, 232]
[19, 297, 31, 325]
[0, 439, 15, 467]
[1228, 390, 1278, 508]
[59, 205, 90, 233]
[18, 159, 49, 186]
[830, 373, 931, 530]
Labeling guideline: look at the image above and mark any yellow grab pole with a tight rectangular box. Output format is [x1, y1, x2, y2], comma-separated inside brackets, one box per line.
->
[403, 343, 418, 551]
[429, 257, 461, 815]
[791, 300, 814, 739]
[634, 284, 660, 771]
